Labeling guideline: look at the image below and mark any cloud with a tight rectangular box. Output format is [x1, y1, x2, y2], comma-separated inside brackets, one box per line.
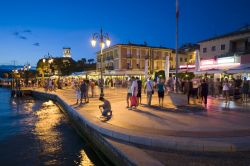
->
[19, 36, 27, 40]
[33, 42, 40, 46]
[23, 30, 32, 34]
[13, 32, 19, 36]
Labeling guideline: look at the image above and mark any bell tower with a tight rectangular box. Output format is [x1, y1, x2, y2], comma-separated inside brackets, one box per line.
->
[63, 47, 71, 58]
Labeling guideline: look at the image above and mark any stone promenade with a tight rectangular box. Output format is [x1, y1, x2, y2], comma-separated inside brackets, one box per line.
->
[33, 86, 250, 152]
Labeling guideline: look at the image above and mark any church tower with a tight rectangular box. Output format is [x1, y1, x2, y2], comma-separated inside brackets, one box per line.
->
[63, 47, 71, 58]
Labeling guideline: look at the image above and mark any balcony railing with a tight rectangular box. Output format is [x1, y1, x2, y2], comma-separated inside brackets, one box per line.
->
[126, 54, 132, 58]
[105, 66, 114, 70]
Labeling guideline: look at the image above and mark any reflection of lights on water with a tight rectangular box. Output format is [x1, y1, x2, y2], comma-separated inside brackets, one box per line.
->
[78, 150, 95, 166]
[34, 100, 63, 154]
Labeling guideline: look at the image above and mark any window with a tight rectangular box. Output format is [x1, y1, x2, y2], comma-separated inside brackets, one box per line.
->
[127, 48, 131, 55]
[221, 44, 225, 50]
[185, 58, 187, 62]
[180, 58, 183, 62]
[136, 63, 140, 68]
[212, 46, 216, 51]
[203, 48, 207, 53]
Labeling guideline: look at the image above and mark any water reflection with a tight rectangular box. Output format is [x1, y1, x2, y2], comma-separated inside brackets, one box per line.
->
[0, 88, 102, 165]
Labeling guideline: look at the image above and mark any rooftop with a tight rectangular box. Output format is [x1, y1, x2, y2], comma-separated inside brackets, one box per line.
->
[198, 24, 250, 43]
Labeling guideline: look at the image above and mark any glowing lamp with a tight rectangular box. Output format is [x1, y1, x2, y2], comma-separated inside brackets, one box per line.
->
[106, 39, 111, 47]
[91, 39, 97, 47]
[100, 42, 105, 49]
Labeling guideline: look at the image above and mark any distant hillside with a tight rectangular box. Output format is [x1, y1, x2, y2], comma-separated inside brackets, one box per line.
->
[0, 65, 35, 78]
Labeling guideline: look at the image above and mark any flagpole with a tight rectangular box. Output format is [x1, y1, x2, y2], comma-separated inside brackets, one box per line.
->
[175, 0, 179, 92]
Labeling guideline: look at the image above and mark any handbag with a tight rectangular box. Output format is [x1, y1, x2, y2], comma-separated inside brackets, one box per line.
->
[130, 96, 137, 107]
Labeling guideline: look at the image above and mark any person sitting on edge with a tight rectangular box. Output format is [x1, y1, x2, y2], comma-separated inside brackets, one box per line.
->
[99, 97, 112, 117]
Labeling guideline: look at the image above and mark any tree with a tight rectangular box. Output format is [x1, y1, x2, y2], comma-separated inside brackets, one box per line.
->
[87, 59, 91, 64]
[82, 58, 87, 64]
[2, 73, 9, 78]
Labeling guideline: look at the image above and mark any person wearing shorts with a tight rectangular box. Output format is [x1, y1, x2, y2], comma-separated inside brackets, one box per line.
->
[126, 79, 132, 108]
[157, 79, 165, 107]
[136, 77, 142, 105]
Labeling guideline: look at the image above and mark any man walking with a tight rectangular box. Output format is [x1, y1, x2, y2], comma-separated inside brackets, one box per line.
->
[144, 77, 154, 106]
[136, 77, 142, 105]
[80, 80, 88, 104]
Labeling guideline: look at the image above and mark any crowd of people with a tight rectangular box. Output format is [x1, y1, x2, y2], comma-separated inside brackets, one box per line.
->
[125, 76, 250, 109]
[10, 74, 250, 114]
[183, 76, 250, 106]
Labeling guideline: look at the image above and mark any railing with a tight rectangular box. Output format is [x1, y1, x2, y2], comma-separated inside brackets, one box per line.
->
[105, 66, 114, 70]
[126, 54, 132, 58]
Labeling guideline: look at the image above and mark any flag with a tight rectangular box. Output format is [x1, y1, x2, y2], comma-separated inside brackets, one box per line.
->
[195, 50, 200, 72]
[176, 0, 179, 19]
[165, 55, 170, 82]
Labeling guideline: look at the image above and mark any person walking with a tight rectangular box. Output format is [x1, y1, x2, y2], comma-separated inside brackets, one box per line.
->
[74, 82, 81, 104]
[157, 78, 165, 107]
[80, 80, 87, 104]
[126, 78, 132, 108]
[136, 77, 142, 105]
[214, 78, 221, 98]
[144, 77, 154, 106]
[201, 79, 209, 107]
[187, 78, 193, 104]
[223, 78, 230, 103]
[242, 77, 249, 103]
[90, 79, 95, 97]
[131, 77, 138, 109]
[192, 78, 199, 104]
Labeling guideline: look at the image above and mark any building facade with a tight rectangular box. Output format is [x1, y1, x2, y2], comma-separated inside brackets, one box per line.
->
[199, 26, 250, 63]
[63, 47, 71, 58]
[96, 43, 189, 76]
[197, 26, 250, 79]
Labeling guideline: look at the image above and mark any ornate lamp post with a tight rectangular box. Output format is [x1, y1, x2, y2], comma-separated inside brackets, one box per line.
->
[91, 28, 111, 97]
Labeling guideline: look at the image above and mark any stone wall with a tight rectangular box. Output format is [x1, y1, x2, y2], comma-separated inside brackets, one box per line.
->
[30, 90, 136, 166]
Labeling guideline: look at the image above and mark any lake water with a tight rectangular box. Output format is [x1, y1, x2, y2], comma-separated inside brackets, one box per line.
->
[0, 87, 103, 165]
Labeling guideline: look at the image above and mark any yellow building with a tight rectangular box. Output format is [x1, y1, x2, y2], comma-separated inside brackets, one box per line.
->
[96, 43, 189, 77]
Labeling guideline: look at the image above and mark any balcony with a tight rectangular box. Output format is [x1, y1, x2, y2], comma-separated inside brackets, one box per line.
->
[105, 66, 114, 70]
[231, 47, 250, 54]
[126, 54, 132, 58]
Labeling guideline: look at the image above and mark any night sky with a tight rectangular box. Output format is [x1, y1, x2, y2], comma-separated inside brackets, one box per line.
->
[0, 0, 249, 66]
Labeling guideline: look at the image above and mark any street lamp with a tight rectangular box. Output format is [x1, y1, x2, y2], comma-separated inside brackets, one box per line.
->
[91, 28, 111, 97]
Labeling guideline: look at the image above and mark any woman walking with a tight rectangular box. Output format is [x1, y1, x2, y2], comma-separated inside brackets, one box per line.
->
[223, 78, 230, 103]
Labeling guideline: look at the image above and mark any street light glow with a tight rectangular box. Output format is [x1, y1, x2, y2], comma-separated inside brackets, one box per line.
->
[100, 42, 105, 49]
[106, 39, 111, 47]
[91, 39, 97, 47]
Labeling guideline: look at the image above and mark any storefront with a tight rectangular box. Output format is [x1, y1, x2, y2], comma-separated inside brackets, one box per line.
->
[195, 56, 250, 80]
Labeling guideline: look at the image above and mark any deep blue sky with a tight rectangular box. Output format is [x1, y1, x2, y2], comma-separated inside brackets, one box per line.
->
[0, 0, 250, 66]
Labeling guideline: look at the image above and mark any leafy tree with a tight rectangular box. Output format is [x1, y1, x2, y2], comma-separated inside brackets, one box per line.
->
[2, 73, 9, 78]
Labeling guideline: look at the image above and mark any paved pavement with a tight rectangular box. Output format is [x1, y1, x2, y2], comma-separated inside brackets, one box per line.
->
[32, 86, 250, 151]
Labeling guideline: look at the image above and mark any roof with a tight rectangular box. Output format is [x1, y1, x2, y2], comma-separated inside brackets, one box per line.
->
[198, 25, 250, 43]
[98, 43, 174, 53]
[116, 43, 174, 50]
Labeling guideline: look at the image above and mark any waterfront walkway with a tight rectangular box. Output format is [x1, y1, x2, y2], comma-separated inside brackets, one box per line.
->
[33, 87, 250, 151]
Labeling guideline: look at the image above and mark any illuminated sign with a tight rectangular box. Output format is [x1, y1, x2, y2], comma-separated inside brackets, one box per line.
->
[179, 65, 195, 69]
[200, 59, 215, 66]
[217, 57, 235, 64]
[200, 63, 240, 69]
